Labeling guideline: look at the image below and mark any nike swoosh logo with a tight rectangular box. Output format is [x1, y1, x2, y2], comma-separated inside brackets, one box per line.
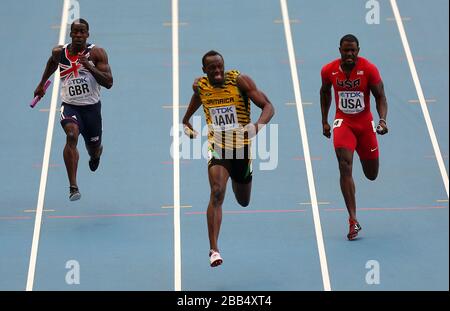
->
[332, 72, 339, 75]
[371, 147, 378, 152]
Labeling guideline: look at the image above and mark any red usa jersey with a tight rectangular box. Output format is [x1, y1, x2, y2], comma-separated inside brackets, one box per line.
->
[321, 57, 381, 119]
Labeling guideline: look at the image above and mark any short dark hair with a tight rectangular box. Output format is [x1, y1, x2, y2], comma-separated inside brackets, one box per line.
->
[340, 34, 359, 47]
[71, 18, 89, 31]
[202, 50, 223, 67]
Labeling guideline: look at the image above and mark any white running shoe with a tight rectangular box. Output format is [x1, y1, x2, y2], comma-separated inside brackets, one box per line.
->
[209, 250, 223, 267]
[69, 186, 81, 201]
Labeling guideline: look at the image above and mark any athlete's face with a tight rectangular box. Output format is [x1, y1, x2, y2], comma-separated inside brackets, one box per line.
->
[339, 41, 359, 66]
[203, 55, 225, 86]
[70, 23, 89, 49]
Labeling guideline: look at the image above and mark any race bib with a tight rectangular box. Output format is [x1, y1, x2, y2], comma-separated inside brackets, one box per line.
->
[65, 75, 92, 99]
[209, 105, 238, 131]
[338, 91, 365, 114]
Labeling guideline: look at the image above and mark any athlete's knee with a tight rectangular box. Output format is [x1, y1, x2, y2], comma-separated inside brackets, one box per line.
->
[236, 189, 250, 207]
[362, 160, 379, 181]
[338, 158, 352, 176]
[65, 130, 78, 147]
[210, 184, 225, 207]
[233, 181, 251, 207]
[367, 174, 377, 181]
[364, 170, 378, 181]
[238, 198, 250, 207]
[87, 143, 102, 157]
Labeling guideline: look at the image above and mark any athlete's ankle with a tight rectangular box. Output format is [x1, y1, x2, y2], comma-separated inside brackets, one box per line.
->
[349, 217, 358, 224]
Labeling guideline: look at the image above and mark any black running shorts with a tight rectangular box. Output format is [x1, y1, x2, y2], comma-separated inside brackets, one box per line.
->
[60, 102, 102, 147]
[207, 144, 253, 184]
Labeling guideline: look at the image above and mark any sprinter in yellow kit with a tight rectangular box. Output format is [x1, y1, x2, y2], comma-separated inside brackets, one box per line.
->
[182, 50, 274, 267]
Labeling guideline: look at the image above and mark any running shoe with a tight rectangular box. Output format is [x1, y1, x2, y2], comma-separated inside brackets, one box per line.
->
[209, 250, 223, 267]
[347, 218, 362, 240]
[69, 186, 81, 201]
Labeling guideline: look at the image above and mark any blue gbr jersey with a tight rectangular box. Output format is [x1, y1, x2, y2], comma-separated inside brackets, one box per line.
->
[59, 43, 101, 105]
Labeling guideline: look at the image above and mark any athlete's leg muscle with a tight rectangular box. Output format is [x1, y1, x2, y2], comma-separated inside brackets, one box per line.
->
[232, 181, 251, 207]
[360, 158, 379, 181]
[63, 122, 80, 187]
[207, 165, 229, 252]
[336, 148, 357, 220]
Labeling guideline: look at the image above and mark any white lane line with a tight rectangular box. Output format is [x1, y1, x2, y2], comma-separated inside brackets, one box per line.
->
[161, 205, 192, 209]
[162, 104, 188, 109]
[436, 199, 449, 203]
[390, 0, 449, 198]
[407, 99, 436, 104]
[38, 108, 51, 112]
[273, 18, 300, 24]
[171, 0, 182, 292]
[285, 102, 313, 106]
[279, 0, 331, 291]
[26, 0, 70, 291]
[386, 16, 412, 22]
[163, 21, 188, 27]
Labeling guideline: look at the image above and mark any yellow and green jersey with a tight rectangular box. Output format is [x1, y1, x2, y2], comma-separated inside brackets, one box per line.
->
[197, 70, 251, 150]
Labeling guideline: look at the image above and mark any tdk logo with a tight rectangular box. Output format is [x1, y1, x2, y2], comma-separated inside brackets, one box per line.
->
[212, 107, 233, 114]
[68, 77, 88, 85]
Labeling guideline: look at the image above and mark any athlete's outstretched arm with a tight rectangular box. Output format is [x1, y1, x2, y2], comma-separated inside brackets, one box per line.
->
[182, 79, 202, 138]
[320, 79, 332, 138]
[370, 81, 388, 135]
[78, 47, 113, 89]
[34, 46, 63, 98]
[237, 74, 274, 133]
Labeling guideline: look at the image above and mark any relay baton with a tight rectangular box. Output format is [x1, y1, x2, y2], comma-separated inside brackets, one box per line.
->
[30, 80, 52, 108]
